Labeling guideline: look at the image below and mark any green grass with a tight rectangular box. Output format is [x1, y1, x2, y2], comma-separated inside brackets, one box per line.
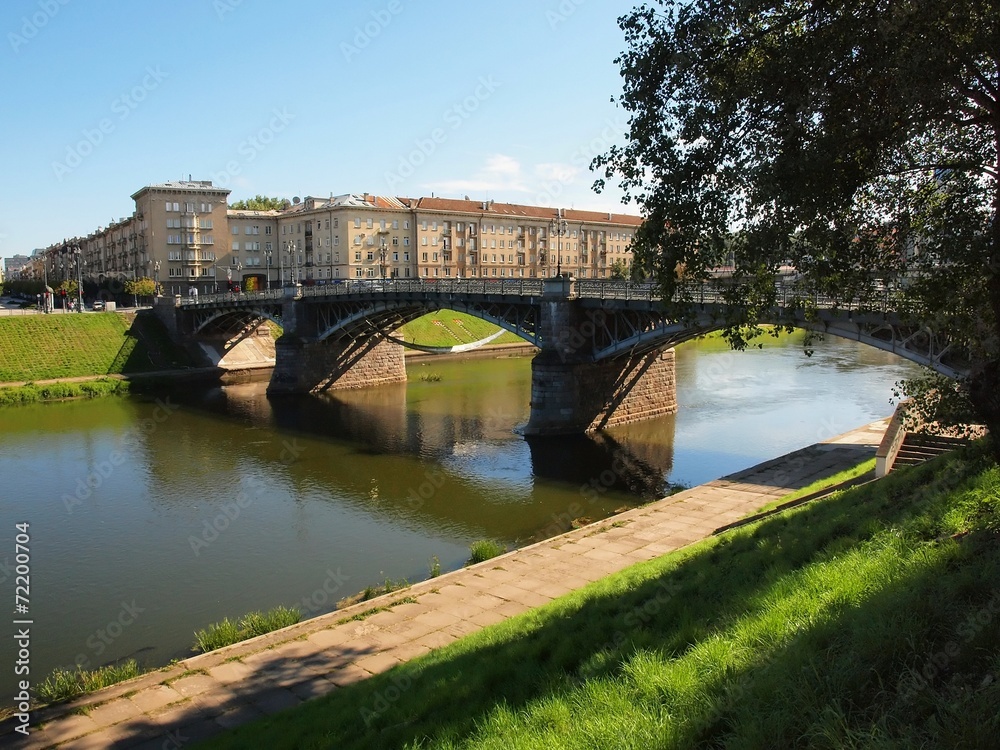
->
[0, 377, 133, 406]
[337, 578, 412, 609]
[204, 441, 1000, 749]
[746, 456, 877, 516]
[192, 606, 301, 654]
[33, 660, 143, 706]
[397, 310, 525, 348]
[467, 539, 506, 565]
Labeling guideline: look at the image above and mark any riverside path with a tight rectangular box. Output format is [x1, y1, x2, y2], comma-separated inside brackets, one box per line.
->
[4, 419, 891, 749]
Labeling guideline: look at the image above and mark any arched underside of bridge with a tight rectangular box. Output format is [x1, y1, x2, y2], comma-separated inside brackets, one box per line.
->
[309, 299, 539, 347]
[183, 306, 284, 368]
[579, 304, 968, 380]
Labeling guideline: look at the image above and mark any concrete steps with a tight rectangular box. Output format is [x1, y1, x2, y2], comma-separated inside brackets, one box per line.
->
[892, 433, 970, 468]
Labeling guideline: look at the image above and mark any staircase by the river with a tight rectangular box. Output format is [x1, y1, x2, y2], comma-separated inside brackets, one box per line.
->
[891, 433, 972, 470]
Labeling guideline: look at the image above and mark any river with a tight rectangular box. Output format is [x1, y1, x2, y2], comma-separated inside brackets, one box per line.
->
[0, 332, 919, 697]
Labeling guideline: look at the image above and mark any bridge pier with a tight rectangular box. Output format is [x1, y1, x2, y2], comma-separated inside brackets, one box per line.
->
[268, 335, 406, 394]
[523, 276, 677, 435]
[525, 348, 677, 435]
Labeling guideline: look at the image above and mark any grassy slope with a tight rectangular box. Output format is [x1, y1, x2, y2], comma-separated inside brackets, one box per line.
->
[0, 312, 192, 382]
[397, 310, 525, 347]
[204, 444, 1000, 749]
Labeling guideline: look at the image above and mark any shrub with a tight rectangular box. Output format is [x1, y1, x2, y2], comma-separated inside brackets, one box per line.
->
[193, 606, 301, 653]
[34, 660, 142, 705]
[467, 539, 506, 565]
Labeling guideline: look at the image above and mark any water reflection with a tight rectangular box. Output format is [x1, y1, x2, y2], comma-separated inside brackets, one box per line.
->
[0, 337, 922, 699]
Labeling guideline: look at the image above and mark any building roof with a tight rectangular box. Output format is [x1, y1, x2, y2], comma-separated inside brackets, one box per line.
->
[408, 196, 643, 226]
[130, 180, 231, 200]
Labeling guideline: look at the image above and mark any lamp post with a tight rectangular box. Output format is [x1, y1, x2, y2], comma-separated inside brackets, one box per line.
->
[379, 236, 387, 280]
[264, 249, 272, 290]
[154, 260, 161, 297]
[72, 245, 83, 313]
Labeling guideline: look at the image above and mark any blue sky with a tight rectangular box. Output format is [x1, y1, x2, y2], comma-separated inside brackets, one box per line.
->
[0, 0, 640, 260]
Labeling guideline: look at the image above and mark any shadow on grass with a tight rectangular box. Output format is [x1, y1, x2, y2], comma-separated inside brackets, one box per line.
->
[9, 448, 995, 749]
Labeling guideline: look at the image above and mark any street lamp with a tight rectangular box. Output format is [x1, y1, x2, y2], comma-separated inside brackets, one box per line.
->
[264, 249, 272, 290]
[153, 260, 161, 297]
[379, 236, 387, 280]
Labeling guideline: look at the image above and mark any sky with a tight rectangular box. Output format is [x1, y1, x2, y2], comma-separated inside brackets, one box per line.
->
[0, 0, 642, 260]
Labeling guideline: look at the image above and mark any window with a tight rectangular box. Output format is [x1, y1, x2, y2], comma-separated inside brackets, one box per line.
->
[380, 219, 386, 230]
[232, 256, 240, 265]
[392, 237, 399, 246]
[366, 218, 373, 229]
[367, 251, 374, 262]
[403, 251, 409, 261]
[354, 251, 361, 261]
[232, 241, 240, 251]
[431, 237, 438, 246]
[186, 202, 195, 213]
[403, 220, 409, 230]
[421, 220, 427, 230]
[392, 220, 398, 229]
[403, 237, 410, 246]
[265, 226, 272, 235]
[421, 252, 428, 262]
[334, 218, 339, 228]
[354, 218, 361, 228]
[421, 237, 428, 246]
[232, 226, 239, 235]
[333, 236, 339, 246]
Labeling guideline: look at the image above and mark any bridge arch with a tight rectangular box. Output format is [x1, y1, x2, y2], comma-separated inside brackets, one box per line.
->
[191, 307, 283, 336]
[311, 300, 539, 347]
[586, 306, 965, 379]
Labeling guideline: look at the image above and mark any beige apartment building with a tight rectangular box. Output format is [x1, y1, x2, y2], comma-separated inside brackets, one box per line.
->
[27, 180, 642, 296]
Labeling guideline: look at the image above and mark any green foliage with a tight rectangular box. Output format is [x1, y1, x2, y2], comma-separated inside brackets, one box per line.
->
[467, 539, 506, 565]
[124, 277, 157, 299]
[34, 660, 142, 705]
[608, 258, 629, 281]
[205, 444, 1000, 749]
[193, 606, 301, 653]
[3, 279, 45, 297]
[229, 195, 291, 211]
[0, 378, 132, 406]
[429, 555, 442, 578]
[595, 0, 1000, 443]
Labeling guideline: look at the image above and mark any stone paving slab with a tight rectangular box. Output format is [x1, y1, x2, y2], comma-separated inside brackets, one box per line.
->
[2, 419, 889, 749]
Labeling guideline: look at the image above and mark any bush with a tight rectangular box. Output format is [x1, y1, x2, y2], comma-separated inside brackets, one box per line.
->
[193, 606, 301, 653]
[467, 539, 506, 565]
[34, 660, 142, 705]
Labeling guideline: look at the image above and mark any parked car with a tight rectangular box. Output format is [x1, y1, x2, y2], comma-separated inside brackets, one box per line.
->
[91, 300, 105, 311]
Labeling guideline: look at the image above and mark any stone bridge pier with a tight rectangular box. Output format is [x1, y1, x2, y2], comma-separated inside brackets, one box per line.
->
[268, 286, 407, 394]
[523, 277, 677, 435]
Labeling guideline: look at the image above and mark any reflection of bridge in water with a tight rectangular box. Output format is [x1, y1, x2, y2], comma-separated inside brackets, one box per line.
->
[154, 277, 966, 435]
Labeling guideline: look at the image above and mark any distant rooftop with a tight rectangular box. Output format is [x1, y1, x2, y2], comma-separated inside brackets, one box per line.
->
[131, 180, 231, 200]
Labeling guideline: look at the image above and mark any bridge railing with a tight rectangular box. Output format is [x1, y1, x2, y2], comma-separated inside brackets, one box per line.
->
[176, 278, 897, 312]
[298, 279, 545, 298]
[575, 279, 897, 312]
[177, 288, 285, 306]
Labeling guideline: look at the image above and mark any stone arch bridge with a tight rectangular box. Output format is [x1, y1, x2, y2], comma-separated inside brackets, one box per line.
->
[153, 278, 965, 435]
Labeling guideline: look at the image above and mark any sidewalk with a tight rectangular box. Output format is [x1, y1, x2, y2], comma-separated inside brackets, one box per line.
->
[4, 419, 890, 749]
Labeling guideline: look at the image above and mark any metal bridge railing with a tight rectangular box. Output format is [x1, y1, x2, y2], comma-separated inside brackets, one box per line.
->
[177, 278, 896, 313]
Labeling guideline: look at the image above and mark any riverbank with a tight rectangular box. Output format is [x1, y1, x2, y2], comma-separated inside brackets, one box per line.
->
[11, 419, 992, 749]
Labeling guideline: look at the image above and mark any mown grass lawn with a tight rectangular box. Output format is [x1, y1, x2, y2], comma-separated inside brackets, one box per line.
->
[202, 443, 1000, 749]
[397, 310, 524, 348]
[0, 313, 147, 381]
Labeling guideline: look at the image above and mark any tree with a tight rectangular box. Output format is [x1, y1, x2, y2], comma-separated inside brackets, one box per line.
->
[229, 195, 291, 211]
[609, 258, 630, 280]
[125, 277, 157, 301]
[594, 0, 1000, 449]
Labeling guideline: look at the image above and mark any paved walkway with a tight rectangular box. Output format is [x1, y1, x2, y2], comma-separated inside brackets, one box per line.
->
[4, 419, 890, 749]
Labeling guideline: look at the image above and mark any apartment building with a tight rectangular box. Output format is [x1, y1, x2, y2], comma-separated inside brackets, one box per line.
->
[28, 181, 642, 296]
